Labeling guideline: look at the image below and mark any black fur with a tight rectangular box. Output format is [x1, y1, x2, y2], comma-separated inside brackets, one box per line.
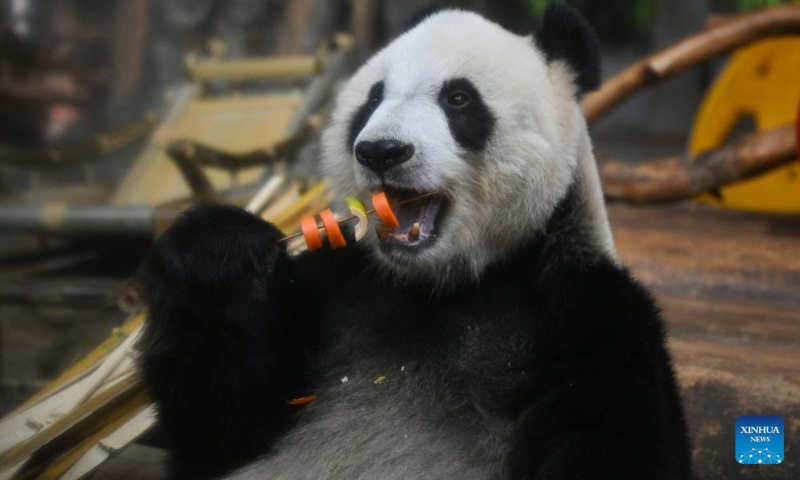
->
[537, 3, 601, 98]
[438, 77, 496, 152]
[138, 183, 691, 479]
[137, 206, 315, 479]
[347, 80, 384, 148]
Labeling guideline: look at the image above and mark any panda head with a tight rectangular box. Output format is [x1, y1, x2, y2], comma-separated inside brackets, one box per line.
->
[322, 5, 608, 283]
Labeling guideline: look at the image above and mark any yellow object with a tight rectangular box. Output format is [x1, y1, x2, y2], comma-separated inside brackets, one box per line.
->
[37, 394, 150, 480]
[269, 180, 330, 233]
[112, 89, 303, 206]
[9, 314, 145, 417]
[344, 196, 369, 241]
[689, 37, 800, 212]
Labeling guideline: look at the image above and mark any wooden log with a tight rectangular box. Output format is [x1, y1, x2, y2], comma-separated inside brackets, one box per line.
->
[582, 5, 800, 124]
[601, 125, 796, 203]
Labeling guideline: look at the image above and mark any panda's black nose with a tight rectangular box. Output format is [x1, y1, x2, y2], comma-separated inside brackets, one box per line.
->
[355, 140, 414, 172]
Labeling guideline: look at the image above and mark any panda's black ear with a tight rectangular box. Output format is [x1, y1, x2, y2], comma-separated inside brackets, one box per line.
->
[537, 3, 601, 98]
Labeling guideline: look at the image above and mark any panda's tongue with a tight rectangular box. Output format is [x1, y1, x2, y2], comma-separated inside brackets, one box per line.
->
[376, 191, 444, 246]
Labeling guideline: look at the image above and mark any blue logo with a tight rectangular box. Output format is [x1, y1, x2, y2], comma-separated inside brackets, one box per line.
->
[736, 416, 784, 465]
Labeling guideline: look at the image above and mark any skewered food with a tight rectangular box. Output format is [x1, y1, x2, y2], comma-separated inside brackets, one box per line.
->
[319, 208, 346, 249]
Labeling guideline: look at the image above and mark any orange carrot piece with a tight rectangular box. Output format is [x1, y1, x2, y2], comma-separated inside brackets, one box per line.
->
[372, 191, 399, 229]
[319, 209, 346, 249]
[301, 216, 323, 251]
[286, 395, 317, 405]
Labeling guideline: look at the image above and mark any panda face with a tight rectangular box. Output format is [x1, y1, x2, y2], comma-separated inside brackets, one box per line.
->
[322, 10, 584, 283]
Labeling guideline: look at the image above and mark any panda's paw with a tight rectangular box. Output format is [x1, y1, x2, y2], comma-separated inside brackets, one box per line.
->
[141, 204, 289, 324]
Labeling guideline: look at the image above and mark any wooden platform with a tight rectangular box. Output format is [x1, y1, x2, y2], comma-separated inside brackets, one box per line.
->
[610, 201, 800, 479]
[90, 201, 800, 479]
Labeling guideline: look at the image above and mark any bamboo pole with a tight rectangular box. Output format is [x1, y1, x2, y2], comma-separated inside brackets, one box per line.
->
[269, 180, 329, 230]
[6, 315, 144, 418]
[0, 205, 157, 237]
[0, 375, 145, 472]
[185, 55, 320, 83]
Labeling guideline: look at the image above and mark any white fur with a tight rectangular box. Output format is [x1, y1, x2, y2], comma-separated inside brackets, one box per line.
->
[322, 10, 614, 283]
[546, 61, 617, 261]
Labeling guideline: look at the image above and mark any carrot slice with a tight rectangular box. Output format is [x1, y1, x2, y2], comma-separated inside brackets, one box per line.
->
[301, 216, 323, 251]
[372, 191, 399, 229]
[286, 395, 317, 405]
[319, 209, 346, 249]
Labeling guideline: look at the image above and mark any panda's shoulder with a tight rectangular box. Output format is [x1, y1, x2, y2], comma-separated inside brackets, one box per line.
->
[539, 256, 665, 338]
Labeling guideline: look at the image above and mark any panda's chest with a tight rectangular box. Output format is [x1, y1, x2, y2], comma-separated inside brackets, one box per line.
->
[257, 331, 524, 480]
[229, 282, 539, 479]
[326, 280, 538, 381]
[228, 364, 502, 479]
[236, 367, 510, 480]
[321, 282, 539, 416]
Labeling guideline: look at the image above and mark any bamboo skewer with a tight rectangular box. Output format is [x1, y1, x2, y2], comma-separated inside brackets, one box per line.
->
[278, 192, 437, 243]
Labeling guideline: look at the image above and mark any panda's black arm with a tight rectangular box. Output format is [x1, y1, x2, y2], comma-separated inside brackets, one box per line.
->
[506, 262, 692, 480]
[137, 205, 321, 479]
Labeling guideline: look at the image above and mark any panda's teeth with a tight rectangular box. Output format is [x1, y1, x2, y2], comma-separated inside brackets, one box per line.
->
[409, 223, 421, 241]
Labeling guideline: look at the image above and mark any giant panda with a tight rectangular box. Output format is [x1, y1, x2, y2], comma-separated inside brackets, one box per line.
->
[138, 5, 692, 480]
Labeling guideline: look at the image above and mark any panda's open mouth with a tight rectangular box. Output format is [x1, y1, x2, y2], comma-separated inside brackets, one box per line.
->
[375, 189, 448, 249]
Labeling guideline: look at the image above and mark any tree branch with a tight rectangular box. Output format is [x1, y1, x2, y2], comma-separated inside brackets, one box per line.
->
[165, 141, 217, 202]
[582, 5, 800, 124]
[600, 126, 797, 203]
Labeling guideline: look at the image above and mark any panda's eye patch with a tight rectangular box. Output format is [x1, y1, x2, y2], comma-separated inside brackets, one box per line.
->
[438, 78, 495, 152]
[368, 82, 384, 104]
[446, 91, 471, 108]
[347, 81, 385, 147]
[438, 78, 481, 112]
